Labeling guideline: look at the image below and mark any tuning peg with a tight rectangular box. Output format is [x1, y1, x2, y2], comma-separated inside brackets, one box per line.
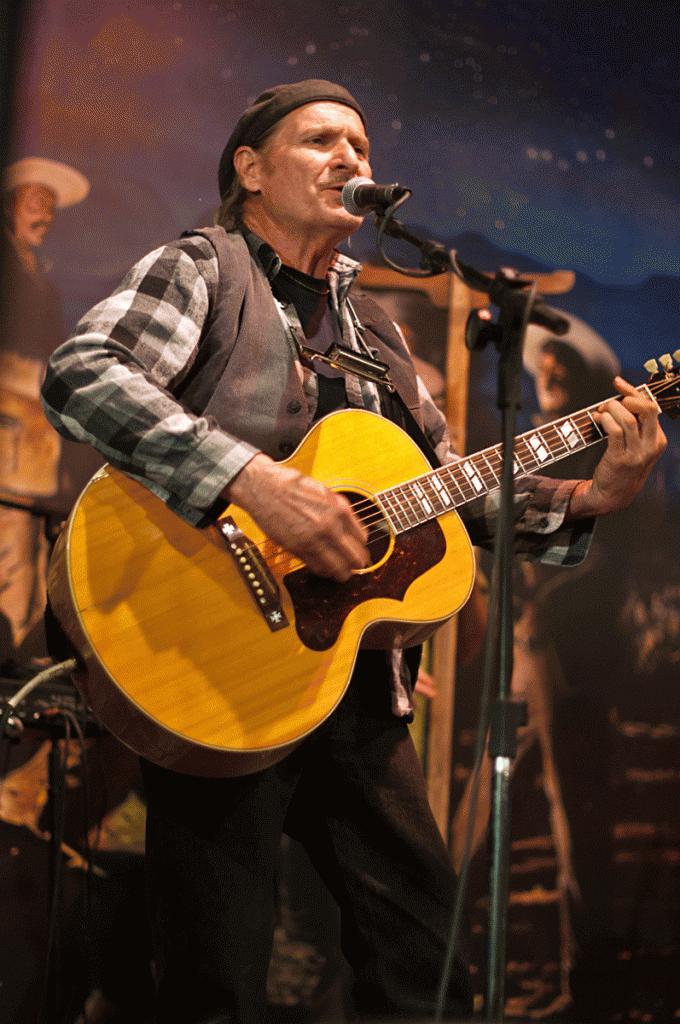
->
[659, 354, 674, 371]
[644, 359, 659, 374]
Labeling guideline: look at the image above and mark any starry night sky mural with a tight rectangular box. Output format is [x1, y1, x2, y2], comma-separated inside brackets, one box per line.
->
[12, 3, 680, 278]
[3, 2, 680, 1021]
[7, 0, 679, 379]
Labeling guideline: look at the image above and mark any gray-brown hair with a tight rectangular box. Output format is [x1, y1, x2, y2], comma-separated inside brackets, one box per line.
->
[214, 122, 279, 230]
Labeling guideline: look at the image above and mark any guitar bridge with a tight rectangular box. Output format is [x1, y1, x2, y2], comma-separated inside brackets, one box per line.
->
[217, 516, 289, 632]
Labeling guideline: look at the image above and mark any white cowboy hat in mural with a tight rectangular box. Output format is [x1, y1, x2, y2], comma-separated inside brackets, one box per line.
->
[3, 157, 89, 208]
[523, 307, 621, 379]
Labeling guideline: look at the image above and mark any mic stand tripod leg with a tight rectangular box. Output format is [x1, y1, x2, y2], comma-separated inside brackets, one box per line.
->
[486, 698, 527, 1022]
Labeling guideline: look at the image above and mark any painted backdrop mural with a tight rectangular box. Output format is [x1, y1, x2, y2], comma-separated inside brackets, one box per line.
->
[2, 1, 679, 1021]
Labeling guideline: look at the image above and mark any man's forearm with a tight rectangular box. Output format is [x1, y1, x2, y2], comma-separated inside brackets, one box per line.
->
[565, 479, 596, 519]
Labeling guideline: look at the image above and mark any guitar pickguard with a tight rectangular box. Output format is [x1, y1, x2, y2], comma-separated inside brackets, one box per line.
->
[284, 518, 446, 651]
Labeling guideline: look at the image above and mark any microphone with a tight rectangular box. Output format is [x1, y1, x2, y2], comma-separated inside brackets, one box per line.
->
[341, 177, 411, 216]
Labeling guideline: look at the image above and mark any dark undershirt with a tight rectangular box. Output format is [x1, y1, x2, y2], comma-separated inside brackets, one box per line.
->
[271, 264, 433, 464]
[272, 263, 348, 421]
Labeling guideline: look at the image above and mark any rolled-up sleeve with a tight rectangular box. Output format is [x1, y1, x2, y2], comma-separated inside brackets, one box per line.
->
[40, 237, 260, 525]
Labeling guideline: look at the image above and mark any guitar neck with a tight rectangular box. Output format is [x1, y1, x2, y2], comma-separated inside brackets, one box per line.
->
[379, 384, 650, 533]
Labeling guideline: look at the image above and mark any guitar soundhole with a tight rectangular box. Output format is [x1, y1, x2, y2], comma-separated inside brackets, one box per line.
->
[343, 490, 391, 567]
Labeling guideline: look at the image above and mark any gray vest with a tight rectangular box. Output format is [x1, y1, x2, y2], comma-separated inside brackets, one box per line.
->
[174, 226, 423, 461]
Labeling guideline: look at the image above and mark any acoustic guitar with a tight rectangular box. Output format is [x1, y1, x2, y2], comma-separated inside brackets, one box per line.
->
[47, 362, 680, 776]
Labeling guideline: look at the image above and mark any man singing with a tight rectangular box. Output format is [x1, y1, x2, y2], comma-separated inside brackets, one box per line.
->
[41, 81, 665, 1024]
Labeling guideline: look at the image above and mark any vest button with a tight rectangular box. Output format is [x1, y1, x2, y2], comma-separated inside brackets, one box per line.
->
[278, 442, 295, 456]
[286, 400, 302, 414]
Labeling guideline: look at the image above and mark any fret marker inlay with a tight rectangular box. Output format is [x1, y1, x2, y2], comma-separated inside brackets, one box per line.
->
[462, 460, 484, 493]
[559, 419, 580, 449]
[412, 483, 433, 515]
[528, 434, 549, 462]
[431, 477, 452, 506]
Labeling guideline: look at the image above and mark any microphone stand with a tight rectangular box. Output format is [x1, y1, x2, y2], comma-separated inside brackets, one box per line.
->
[372, 209, 569, 1021]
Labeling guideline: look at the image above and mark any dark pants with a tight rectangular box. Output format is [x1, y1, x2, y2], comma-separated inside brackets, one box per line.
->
[140, 654, 472, 1024]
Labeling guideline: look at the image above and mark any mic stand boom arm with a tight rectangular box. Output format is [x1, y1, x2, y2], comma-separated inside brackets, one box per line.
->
[374, 213, 570, 335]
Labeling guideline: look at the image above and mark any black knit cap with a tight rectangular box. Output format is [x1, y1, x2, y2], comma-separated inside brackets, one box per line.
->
[218, 79, 365, 199]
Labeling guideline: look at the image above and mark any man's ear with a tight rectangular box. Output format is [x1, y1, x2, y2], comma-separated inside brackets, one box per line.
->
[233, 146, 263, 194]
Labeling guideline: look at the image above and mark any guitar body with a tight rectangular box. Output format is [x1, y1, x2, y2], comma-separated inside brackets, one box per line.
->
[48, 409, 475, 776]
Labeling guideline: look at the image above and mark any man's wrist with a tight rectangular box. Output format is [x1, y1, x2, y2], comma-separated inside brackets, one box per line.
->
[567, 479, 596, 519]
[219, 452, 272, 505]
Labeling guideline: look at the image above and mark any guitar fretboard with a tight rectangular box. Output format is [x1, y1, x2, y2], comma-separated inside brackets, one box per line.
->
[378, 398, 617, 533]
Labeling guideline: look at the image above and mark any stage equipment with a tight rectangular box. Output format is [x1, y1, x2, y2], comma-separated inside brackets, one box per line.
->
[0, 657, 95, 1023]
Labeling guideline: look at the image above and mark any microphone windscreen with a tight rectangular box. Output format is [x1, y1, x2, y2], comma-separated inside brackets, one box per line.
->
[341, 176, 374, 216]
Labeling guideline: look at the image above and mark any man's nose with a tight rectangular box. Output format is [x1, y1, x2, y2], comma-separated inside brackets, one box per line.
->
[330, 138, 361, 171]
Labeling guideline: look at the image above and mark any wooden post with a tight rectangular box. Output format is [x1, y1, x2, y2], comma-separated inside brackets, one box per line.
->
[427, 272, 479, 837]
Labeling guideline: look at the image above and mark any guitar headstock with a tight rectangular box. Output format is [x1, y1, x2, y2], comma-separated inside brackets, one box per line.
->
[643, 351, 680, 420]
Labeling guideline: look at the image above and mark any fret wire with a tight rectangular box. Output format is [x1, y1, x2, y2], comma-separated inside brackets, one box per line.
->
[382, 487, 418, 535]
[397, 483, 427, 525]
[410, 480, 436, 519]
[479, 451, 501, 486]
[529, 427, 554, 467]
[384, 485, 423, 532]
[574, 418, 594, 446]
[381, 471, 458, 536]
[487, 450, 510, 484]
[513, 437, 540, 472]
[511, 442, 529, 475]
[458, 458, 486, 497]
[376, 388, 625, 533]
[392, 493, 414, 531]
[542, 421, 571, 457]
[445, 464, 475, 503]
[485, 448, 502, 474]
[576, 411, 605, 442]
[424, 475, 456, 517]
[403, 484, 427, 526]
[564, 414, 602, 448]
[390, 485, 420, 528]
[421, 476, 448, 515]
[542, 420, 580, 459]
[429, 471, 457, 511]
[429, 465, 466, 504]
[553, 415, 585, 452]
[380, 492, 408, 531]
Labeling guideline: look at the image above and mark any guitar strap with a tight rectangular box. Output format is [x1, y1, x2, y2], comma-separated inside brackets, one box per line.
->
[345, 293, 443, 470]
[378, 381, 443, 470]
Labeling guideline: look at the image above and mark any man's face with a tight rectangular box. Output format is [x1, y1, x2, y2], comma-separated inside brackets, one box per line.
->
[241, 101, 372, 242]
[11, 184, 57, 248]
[535, 347, 570, 414]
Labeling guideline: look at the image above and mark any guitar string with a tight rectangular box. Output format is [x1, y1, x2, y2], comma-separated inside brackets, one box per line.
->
[248, 375, 676, 574]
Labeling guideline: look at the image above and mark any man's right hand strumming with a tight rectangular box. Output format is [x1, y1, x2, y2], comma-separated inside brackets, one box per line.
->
[223, 453, 369, 583]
